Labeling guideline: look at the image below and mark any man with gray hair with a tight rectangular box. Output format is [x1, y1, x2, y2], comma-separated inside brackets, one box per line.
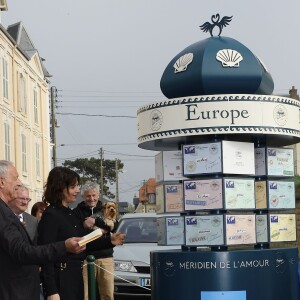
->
[8, 184, 38, 244]
[74, 181, 117, 300]
[0, 160, 85, 300]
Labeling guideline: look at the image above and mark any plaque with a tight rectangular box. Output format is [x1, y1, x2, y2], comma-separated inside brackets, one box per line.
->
[255, 147, 294, 177]
[256, 214, 268, 243]
[184, 179, 223, 211]
[201, 291, 246, 300]
[255, 181, 267, 209]
[183, 141, 255, 176]
[157, 216, 184, 245]
[183, 142, 222, 176]
[269, 214, 296, 242]
[185, 215, 224, 246]
[224, 178, 255, 209]
[156, 183, 184, 214]
[255, 147, 267, 176]
[267, 147, 294, 177]
[267, 180, 295, 209]
[155, 151, 187, 182]
[225, 214, 256, 245]
[222, 141, 255, 175]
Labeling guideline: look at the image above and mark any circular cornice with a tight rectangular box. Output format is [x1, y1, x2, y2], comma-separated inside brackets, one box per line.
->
[137, 94, 300, 150]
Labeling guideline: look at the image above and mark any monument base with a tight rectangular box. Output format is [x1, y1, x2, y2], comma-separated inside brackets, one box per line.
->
[151, 247, 298, 300]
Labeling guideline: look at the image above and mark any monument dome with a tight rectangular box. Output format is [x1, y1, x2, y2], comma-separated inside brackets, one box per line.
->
[160, 36, 274, 99]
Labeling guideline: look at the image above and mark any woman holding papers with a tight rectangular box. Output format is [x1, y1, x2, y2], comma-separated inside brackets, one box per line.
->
[38, 167, 125, 300]
[38, 167, 86, 300]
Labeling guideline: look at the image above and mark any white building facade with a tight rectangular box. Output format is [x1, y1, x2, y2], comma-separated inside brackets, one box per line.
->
[0, 3, 51, 207]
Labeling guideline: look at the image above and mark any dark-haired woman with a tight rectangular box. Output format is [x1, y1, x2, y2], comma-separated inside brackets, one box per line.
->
[38, 166, 85, 300]
[31, 201, 46, 222]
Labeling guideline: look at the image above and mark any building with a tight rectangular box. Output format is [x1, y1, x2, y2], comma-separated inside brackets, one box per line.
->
[136, 178, 156, 213]
[0, 2, 52, 208]
[288, 86, 300, 258]
[289, 86, 300, 176]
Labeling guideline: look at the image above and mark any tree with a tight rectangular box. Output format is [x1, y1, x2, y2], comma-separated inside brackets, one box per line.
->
[63, 157, 124, 199]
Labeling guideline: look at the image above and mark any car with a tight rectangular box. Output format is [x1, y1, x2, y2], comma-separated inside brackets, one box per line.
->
[113, 212, 180, 299]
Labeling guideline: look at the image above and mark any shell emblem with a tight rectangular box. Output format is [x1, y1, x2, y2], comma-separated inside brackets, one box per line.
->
[173, 53, 193, 73]
[216, 49, 243, 67]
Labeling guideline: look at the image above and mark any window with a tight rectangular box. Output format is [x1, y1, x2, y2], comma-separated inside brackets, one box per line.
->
[4, 122, 10, 160]
[18, 73, 27, 114]
[117, 217, 158, 243]
[2, 57, 8, 99]
[33, 88, 38, 124]
[148, 193, 156, 204]
[21, 133, 27, 173]
[35, 142, 41, 177]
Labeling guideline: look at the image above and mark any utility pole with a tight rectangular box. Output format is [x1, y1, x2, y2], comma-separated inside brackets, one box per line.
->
[115, 159, 119, 204]
[115, 158, 119, 219]
[50, 86, 57, 167]
[99, 147, 104, 200]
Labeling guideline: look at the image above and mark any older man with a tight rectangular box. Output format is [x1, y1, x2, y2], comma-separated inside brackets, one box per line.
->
[0, 160, 85, 300]
[74, 182, 117, 300]
[8, 185, 38, 243]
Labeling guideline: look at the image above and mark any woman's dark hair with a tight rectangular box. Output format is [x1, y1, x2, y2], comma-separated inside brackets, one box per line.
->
[43, 166, 80, 206]
[31, 201, 46, 217]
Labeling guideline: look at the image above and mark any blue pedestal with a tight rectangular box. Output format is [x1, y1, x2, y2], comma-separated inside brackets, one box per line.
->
[298, 263, 300, 300]
[151, 247, 298, 300]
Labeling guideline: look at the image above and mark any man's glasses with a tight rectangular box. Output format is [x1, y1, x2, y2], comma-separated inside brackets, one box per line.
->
[16, 197, 32, 202]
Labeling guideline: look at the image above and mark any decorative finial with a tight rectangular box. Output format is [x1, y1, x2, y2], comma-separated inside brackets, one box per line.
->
[200, 14, 233, 37]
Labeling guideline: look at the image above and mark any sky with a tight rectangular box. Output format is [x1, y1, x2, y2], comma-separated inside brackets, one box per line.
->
[3, 0, 300, 203]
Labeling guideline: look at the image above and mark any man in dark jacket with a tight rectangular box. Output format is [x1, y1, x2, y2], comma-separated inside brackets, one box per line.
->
[0, 160, 85, 300]
[8, 185, 38, 244]
[74, 182, 118, 300]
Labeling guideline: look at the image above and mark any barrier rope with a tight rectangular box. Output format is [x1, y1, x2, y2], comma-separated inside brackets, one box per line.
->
[83, 262, 151, 291]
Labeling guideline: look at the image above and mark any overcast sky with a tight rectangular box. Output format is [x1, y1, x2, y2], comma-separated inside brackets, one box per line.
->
[3, 0, 300, 203]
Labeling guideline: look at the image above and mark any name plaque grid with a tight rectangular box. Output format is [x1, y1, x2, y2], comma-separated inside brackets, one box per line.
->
[155, 140, 296, 246]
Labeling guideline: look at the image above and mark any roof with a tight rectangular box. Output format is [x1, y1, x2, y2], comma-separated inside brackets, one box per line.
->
[6, 22, 51, 78]
[7, 22, 36, 54]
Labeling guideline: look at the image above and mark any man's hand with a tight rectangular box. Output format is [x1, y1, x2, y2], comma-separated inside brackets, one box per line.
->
[111, 233, 126, 246]
[65, 237, 86, 254]
[83, 217, 96, 229]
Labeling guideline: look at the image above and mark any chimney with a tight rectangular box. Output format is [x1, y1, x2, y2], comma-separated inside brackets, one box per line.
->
[289, 86, 299, 100]
[0, 1, 8, 24]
